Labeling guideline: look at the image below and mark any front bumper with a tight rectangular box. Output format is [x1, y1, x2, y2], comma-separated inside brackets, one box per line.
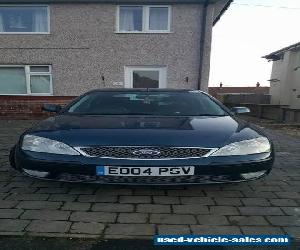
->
[13, 146, 274, 185]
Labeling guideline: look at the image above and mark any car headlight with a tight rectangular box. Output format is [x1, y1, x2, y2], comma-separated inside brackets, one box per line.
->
[21, 135, 80, 155]
[211, 137, 271, 156]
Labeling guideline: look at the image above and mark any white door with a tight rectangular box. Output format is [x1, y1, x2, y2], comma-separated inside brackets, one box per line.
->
[124, 66, 167, 88]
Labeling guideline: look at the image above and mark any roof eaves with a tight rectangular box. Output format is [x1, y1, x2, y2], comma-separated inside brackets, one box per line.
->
[263, 42, 300, 60]
[213, 0, 232, 26]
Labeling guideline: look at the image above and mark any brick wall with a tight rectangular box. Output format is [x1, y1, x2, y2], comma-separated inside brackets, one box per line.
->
[0, 96, 76, 119]
[209, 87, 270, 99]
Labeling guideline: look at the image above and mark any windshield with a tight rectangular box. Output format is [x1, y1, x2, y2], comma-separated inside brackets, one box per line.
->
[66, 91, 228, 116]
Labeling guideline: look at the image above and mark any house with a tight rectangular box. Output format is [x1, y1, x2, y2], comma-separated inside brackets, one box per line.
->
[263, 42, 300, 110]
[0, 0, 231, 118]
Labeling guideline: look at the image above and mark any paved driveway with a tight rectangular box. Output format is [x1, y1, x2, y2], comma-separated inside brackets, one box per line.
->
[0, 120, 299, 239]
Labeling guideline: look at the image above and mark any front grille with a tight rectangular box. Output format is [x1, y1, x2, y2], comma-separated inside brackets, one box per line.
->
[77, 146, 212, 159]
[56, 173, 234, 184]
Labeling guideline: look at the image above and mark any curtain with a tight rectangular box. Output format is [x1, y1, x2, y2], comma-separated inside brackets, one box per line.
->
[0, 13, 4, 32]
[33, 9, 47, 32]
[149, 7, 168, 30]
[30, 75, 51, 93]
[120, 7, 142, 31]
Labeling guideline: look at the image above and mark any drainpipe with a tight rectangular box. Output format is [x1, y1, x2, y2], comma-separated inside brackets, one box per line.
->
[197, 0, 209, 90]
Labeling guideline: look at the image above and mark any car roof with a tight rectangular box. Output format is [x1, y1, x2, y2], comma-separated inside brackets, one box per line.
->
[86, 88, 202, 93]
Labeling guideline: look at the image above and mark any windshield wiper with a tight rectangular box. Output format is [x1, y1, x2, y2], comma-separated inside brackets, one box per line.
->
[68, 112, 228, 116]
[71, 113, 154, 116]
[196, 114, 228, 117]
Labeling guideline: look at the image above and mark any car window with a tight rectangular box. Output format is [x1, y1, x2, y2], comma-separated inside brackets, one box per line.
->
[67, 91, 228, 116]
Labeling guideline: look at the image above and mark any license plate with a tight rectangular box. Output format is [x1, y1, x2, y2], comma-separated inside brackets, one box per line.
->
[96, 166, 195, 176]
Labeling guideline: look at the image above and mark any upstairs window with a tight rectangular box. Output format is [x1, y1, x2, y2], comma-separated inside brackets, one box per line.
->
[118, 6, 170, 33]
[0, 6, 49, 33]
[149, 7, 169, 31]
[119, 6, 143, 32]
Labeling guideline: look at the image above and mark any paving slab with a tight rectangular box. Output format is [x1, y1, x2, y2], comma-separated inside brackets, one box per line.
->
[0, 119, 299, 239]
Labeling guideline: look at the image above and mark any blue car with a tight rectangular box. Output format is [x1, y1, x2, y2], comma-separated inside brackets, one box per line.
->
[10, 89, 274, 185]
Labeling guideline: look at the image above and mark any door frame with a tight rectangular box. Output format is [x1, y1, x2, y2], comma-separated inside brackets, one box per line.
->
[124, 66, 167, 88]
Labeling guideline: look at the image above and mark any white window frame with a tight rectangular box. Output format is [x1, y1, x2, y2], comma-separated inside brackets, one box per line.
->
[0, 5, 50, 34]
[116, 5, 171, 33]
[124, 66, 167, 88]
[0, 65, 53, 95]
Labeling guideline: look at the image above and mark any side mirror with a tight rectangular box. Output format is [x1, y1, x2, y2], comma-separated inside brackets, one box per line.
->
[42, 104, 62, 113]
[230, 107, 250, 115]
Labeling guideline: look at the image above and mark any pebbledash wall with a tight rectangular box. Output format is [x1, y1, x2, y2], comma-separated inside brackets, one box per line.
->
[0, 1, 230, 118]
[0, 4, 210, 94]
